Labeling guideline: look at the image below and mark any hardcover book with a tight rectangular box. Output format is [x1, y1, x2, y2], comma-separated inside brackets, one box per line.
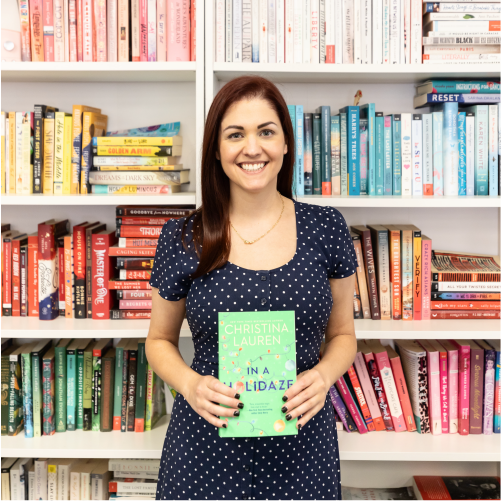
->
[218, 310, 298, 438]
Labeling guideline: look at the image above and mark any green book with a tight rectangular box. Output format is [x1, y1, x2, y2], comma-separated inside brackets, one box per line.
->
[31, 340, 52, 438]
[54, 339, 72, 433]
[312, 113, 322, 195]
[92, 339, 112, 431]
[76, 339, 91, 430]
[145, 365, 165, 432]
[134, 340, 147, 432]
[42, 347, 56, 436]
[21, 342, 37, 438]
[66, 339, 79, 431]
[8, 346, 24, 436]
[113, 339, 129, 431]
[83, 341, 96, 431]
[1, 345, 16, 436]
[218, 311, 297, 438]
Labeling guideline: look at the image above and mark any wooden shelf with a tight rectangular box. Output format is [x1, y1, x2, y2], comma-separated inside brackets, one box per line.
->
[1, 62, 197, 83]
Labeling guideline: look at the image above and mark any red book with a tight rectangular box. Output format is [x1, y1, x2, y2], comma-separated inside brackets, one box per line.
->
[109, 247, 156, 257]
[38, 222, 60, 320]
[335, 375, 368, 434]
[451, 340, 471, 436]
[118, 238, 158, 248]
[111, 309, 151, 319]
[91, 230, 118, 320]
[347, 365, 376, 431]
[117, 290, 153, 300]
[118, 270, 152, 281]
[28, 234, 39, 317]
[412, 476, 501, 501]
[73, 221, 91, 318]
[116, 226, 163, 238]
[109, 280, 152, 290]
[86, 223, 107, 318]
[2, 234, 14, 316]
[431, 310, 500, 319]
[12, 235, 29, 317]
[57, 243, 65, 316]
[117, 216, 176, 225]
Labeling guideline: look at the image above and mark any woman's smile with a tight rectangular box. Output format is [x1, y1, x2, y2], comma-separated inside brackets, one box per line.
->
[237, 160, 270, 174]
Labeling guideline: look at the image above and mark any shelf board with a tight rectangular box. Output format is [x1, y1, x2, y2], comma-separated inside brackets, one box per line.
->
[297, 195, 501, 208]
[1, 62, 197, 83]
[0, 193, 197, 206]
[2, 416, 498, 461]
[213, 63, 501, 84]
[2, 317, 498, 339]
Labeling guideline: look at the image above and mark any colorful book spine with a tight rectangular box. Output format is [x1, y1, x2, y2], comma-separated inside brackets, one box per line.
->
[63, 115, 73, 194]
[458, 112, 466, 196]
[411, 226, 422, 320]
[400, 113, 412, 196]
[443, 343, 459, 434]
[439, 350, 448, 434]
[411, 114, 423, 196]
[360, 104, 376, 196]
[422, 113, 433, 195]
[64, 235, 73, 318]
[328, 385, 356, 432]
[113, 344, 124, 431]
[92, 231, 117, 319]
[127, 344, 138, 431]
[365, 353, 394, 431]
[317, 106, 332, 195]
[69, 0, 77, 61]
[147, 0, 157, 60]
[32, 351, 43, 437]
[21, 351, 34, 438]
[76, 345, 85, 430]
[347, 365, 375, 431]
[375, 112, 384, 195]
[383, 116, 392, 195]
[465, 111, 475, 196]
[456, 342, 471, 436]
[488, 104, 499, 196]
[92, 349, 102, 431]
[336, 375, 368, 434]
[38, 222, 59, 320]
[8, 352, 23, 436]
[494, 344, 500, 434]
[54, 343, 67, 433]
[304, 113, 313, 195]
[287, 105, 296, 196]
[463, 105, 488, 195]
[331, 116, 341, 196]
[295, 105, 304, 197]
[42, 355, 55, 435]
[139, 0, 148, 61]
[340, 113, 348, 195]
[83, 346, 93, 430]
[341, 106, 360, 195]
[392, 114, 401, 196]
[67, 345, 76, 431]
[483, 345, 496, 435]
[421, 236, 432, 321]
[469, 344, 484, 435]
[359, 119, 368, 195]
[43, 0, 55, 61]
[82, 0, 93, 61]
[135, 340, 147, 432]
[432, 111, 444, 196]
[438, 102, 459, 197]
[121, 346, 129, 432]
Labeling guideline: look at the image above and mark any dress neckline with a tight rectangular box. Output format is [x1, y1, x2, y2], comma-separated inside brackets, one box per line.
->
[226, 198, 299, 273]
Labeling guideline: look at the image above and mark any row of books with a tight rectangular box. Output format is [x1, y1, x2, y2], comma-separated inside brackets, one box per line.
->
[326, 338, 501, 436]
[349, 225, 500, 321]
[1, 457, 160, 500]
[214, 0, 501, 65]
[1, 337, 169, 439]
[0, 109, 186, 196]
[423, 1, 501, 65]
[288, 99, 500, 197]
[16, 0, 196, 63]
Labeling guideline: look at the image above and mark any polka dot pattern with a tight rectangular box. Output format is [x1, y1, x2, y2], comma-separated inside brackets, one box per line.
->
[149, 199, 357, 500]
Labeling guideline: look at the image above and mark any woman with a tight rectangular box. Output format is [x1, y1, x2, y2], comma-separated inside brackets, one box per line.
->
[146, 75, 358, 500]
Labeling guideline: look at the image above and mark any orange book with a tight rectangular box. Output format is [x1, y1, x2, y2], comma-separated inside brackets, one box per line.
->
[397, 225, 413, 321]
[384, 225, 402, 320]
[27, 234, 39, 317]
[64, 235, 73, 318]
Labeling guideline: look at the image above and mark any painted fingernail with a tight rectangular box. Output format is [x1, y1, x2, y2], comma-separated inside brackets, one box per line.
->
[234, 410, 240, 417]
[238, 402, 244, 409]
[282, 395, 288, 402]
[235, 393, 241, 399]
[297, 423, 302, 430]
[222, 423, 227, 428]
[286, 414, 292, 421]
[281, 405, 288, 413]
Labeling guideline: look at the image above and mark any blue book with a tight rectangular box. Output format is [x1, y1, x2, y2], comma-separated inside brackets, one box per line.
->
[415, 93, 500, 108]
[375, 112, 384, 195]
[339, 106, 360, 196]
[105, 121, 180, 137]
[295, 105, 304, 197]
[360, 104, 376, 196]
[417, 80, 501, 95]
[488, 105, 499, 197]
[432, 112, 444, 196]
[287, 105, 296, 196]
[392, 115, 402, 196]
[383, 116, 393, 195]
[458, 112, 466, 196]
[315, 106, 332, 195]
[435, 103, 459, 197]
[340, 113, 348, 196]
[67, 341, 77, 431]
[462, 105, 489, 195]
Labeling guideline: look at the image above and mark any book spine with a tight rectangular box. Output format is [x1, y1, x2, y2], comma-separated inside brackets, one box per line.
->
[458, 345, 471, 435]
[73, 225, 87, 318]
[118, 290, 153, 299]
[100, 356, 115, 431]
[111, 309, 152, 319]
[378, 229, 391, 320]
[20, 246, 28, 316]
[331, 116, 341, 195]
[54, 0, 65, 60]
[92, 351, 102, 431]
[447, 348, 459, 434]
[353, 237, 371, 319]
[8, 355, 23, 435]
[340, 113, 347, 195]
[54, 346, 66, 432]
[76, 348, 85, 429]
[33, 106, 44, 194]
[296, 106, 304, 197]
[347, 365, 375, 431]
[42, 357, 55, 435]
[284, 0, 293, 63]
[267, 0, 276, 63]
[494, 349, 501, 433]
[67, 349, 76, 431]
[308, 0, 316, 64]
[292, 0, 301, 62]
[119, 269, 153, 280]
[489, 105, 499, 196]
[138, 0, 147, 61]
[422, 114, 433, 195]
[401, 229, 413, 320]
[313, 113, 322, 195]
[469, 347, 484, 434]
[348, 107, 360, 195]
[156, 0, 166, 62]
[148, 0, 157, 60]
[439, 351, 449, 433]
[458, 112, 467, 196]
[372, 0, 382, 63]
[382, 0, 390, 63]
[43, 112, 55, 194]
[383, 116, 392, 195]
[432, 111, 444, 196]
[392, 115, 401, 195]
[57, 246, 65, 314]
[375, 114, 384, 195]
[463, 109, 474, 195]
[108, 248, 157, 258]
[121, 348, 129, 431]
[390, 354, 417, 432]
[304, 114, 313, 195]
[32, 354, 42, 437]
[2, 238, 12, 316]
[215, 0, 225, 62]
[64, 235, 73, 318]
[400, 113, 412, 196]
[92, 232, 116, 320]
[321, 106, 332, 195]
[127, 348, 138, 431]
[353, 0, 360, 63]
[145, 363, 154, 431]
[411, 114, 423, 196]
[388, 230, 401, 320]
[135, 341, 147, 432]
[412, 229, 422, 320]
[329, 385, 354, 432]
[34, 460, 48, 500]
[343, 0, 354, 63]
[334, 0, 343, 63]
[359, 120, 368, 194]
[390, 0, 400, 63]
[38, 223, 59, 320]
[335, 375, 368, 433]
[117, 225, 162, 238]
[83, 349, 93, 430]
[410, 0, 421, 63]
[225, 0, 232, 61]
[21, 353, 34, 437]
[471, 105, 489, 195]
[360, 230, 380, 320]
[421, 237, 432, 320]
[118, 0, 129, 61]
[441, 102, 459, 196]
[43, 0, 55, 60]
[82, 0, 93, 60]
[12, 240, 21, 316]
[113, 347, 124, 430]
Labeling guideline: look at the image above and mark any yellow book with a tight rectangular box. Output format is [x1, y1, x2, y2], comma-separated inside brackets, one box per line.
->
[1, 112, 5, 194]
[54, 112, 68, 195]
[80, 112, 107, 194]
[95, 135, 183, 146]
[70, 105, 101, 194]
[43, 112, 55, 195]
[8, 112, 16, 194]
[95, 145, 183, 157]
[15, 112, 25, 194]
[62, 115, 73, 195]
[94, 164, 184, 171]
[21, 114, 33, 194]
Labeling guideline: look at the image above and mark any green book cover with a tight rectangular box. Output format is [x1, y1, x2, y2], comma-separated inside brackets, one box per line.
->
[145, 365, 166, 432]
[31, 340, 52, 438]
[54, 339, 71, 433]
[134, 340, 147, 432]
[21, 343, 36, 438]
[83, 342, 95, 431]
[113, 339, 128, 431]
[1, 346, 16, 436]
[76, 339, 91, 430]
[42, 348, 56, 436]
[66, 339, 79, 431]
[218, 311, 297, 438]
[8, 346, 24, 436]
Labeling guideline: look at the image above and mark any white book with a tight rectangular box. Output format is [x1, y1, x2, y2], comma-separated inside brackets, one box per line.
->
[427, 3, 501, 12]
[382, 0, 390, 63]
[48, 463, 57, 501]
[216, 0, 226, 62]
[81, 472, 92, 501]
[390, 0, 400, 63]
[57, 459, 76, 501]
[233, 0, 243, 62]
[489, 104, 498, 196]
[108, 0, 118, 61]
[422, 114, 433, 194]
[28, 469, 35, 501]
[268, 0, 277, 62]
[242, 0, 252, 61]
[325, 0, 334, 62]
[410, 0, 422, 63]
[285, 0, 294, 62]
[401, 113, 412, 196]
[424, 12, 500, 21]
[372, 0, 383, 63]
[113, 471, 159, 479]
[362, 0, 372, 63]
[424, 58, 500, 64]
[148, 0, 156, 60]
[403, 0, 411, 63]
[276, 0, 285, 62]
[412, 114, 423, 196]
[334, 0, 343, 62]
[260, 0, 268, 62]
[343, 0, 354, 63]
[424, 45, 500, 53]
[309, 0, 318, 63]
[465, 111, 475, 196]
[226, 0, 233, 61]
[319, 0, 325, 62]
[427, 31, 501, 37]
[424, 53, 500, 62]
[354, 0, 361, 63]
[70, 471, 80, 500]
[15, 111, 24, 194]
[108, 460, 160, 472]
[34, 459, 49, 501]
[10, 462, 20, 500]
[252, 0, 260, 61]
[54, 0, 65, 61]
[293, 0, 302, 62]
[399, 0, 404, 62]
[432, 111, 444, 196]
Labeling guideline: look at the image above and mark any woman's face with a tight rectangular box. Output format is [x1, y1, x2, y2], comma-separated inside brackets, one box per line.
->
[216, 97, 288, 194]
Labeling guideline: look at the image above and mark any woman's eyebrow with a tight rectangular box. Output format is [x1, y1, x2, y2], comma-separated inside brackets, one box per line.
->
[222, 121, 278, 132]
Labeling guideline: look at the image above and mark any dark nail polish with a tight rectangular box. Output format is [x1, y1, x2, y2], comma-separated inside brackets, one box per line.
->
[234, 410, 240, 417]
[238, 402, 244, 409]
[282, 395, 288, 402]
[222, 423, 227, 428]
[281, 405, 288, 413]
[286, 414, 292, 421]
[297, 424, 302, 430]
[235, 393, 241, 399]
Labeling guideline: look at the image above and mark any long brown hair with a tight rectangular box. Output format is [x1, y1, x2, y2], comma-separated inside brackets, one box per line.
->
[181, 75, 296, 279]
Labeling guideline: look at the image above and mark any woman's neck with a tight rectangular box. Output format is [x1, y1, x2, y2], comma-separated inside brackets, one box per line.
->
[228, 185, 282, 224]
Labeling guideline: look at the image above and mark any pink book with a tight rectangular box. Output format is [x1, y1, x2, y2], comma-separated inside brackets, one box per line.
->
[369, 341, 407, 432]
[30, 0, 45, 61]
[108, 0, 118, 61]
[147, 0, 157, 60]
[43, 0, 55, 61]
[167, 0, 190, 61]
[439, 340, 459, 434]
[439, 350, 449, 433]
[353, 352, 386, 431]
[139, 0, 148, 61]
[157, 0, 167, 62]
[53, 0, 65, 61]
[451, 340, 471, 436]
[68, 0, 77, 61]
[118, 0, 129, 61]
[82, 0, 92, 61]
[335, 376, 368, 434]
[418, 339, 442, 435]
[63, 0, 69, 60]
[94, 0, 107, 61]
[421, 236, 432, 320]
[76, 0, 83, 60]
[190, 0, 196, 61]
[19, 0, 32, 61]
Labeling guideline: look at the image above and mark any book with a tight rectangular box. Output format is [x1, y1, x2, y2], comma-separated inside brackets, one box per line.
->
[431, 250, 500, 282]
[145, 363, 165, 431]
[451, 339, 472, 435]
[92, 339, 112, 431]
[55, 338, 71, 433]
[20, 342, 37, 438]
[8, 346, 24, 436]
[487, 339, 500, 434]
[417, 80, 500, 93]
[342, 486, 416, 500]
[113, 339, 129, 431]
[83, 341, 95, 430]
[367, 225, 391, 320]
[127, 338, 139, 431]
[412, 476, 500, 501]
[100, 347, 116, 432]
[467, 340, 485, 435]
[66, 338, 79, 431]
[475, 339, 495, 435]
[41, 346, 56, 436]
[135, 340, 147, 432]
[31, 339, 52, 437]
[415, 93, 500, 107]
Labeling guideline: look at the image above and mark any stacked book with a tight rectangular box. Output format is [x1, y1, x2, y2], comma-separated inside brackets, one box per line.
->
[422, 1, 500, 64]
[327, 338, 501, 435]
[108, 459, 159, 500]
[109, 205, 194, 319]
[1, 337, 167, 438]
[16, 0, 195, 63]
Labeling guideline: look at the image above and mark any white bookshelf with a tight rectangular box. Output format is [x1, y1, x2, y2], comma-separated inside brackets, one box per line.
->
[1, 0, 500, 488]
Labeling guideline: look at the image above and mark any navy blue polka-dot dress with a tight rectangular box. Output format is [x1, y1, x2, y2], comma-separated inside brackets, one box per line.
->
[149, 198, 357, 501]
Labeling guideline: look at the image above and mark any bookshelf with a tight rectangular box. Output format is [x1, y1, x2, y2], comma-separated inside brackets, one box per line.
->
[1, 0, 500, 490]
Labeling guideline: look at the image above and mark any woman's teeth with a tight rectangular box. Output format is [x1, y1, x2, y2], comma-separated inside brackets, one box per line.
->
[239, 162, 267, 172]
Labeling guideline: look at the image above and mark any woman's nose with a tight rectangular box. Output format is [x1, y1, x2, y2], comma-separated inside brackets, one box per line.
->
[242, 134, 262, 156]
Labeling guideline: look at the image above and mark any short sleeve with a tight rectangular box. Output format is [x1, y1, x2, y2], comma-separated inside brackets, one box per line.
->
[324, 208, 358, 279]
[149, 218, 192, 301]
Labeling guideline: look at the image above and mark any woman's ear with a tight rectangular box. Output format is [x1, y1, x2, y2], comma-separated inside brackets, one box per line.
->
[284, 142, 288, 155]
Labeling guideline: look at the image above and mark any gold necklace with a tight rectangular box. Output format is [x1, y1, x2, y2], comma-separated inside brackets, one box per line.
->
[230, 193, 285, 245]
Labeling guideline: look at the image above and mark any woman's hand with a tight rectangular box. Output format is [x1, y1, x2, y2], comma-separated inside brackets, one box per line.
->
[280, 367, 331, 430]
[184, 374, 244, 429]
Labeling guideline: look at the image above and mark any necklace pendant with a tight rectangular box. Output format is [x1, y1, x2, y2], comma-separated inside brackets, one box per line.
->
[244, 240, 253, 244]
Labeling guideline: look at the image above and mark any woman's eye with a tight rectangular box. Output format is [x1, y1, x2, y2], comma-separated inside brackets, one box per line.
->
[261, 129, 274, 137]
[227, 129, 275, 139]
